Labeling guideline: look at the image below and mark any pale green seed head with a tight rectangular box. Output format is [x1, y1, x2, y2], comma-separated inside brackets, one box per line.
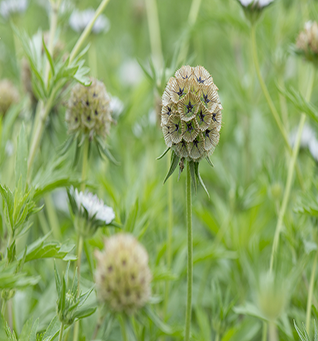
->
[161, 65, 222, 163]
[66, 78, 112, 140]
[94, 233, 152, 314]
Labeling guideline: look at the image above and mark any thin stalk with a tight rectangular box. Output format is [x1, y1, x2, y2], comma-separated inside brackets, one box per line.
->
[44, 194, 61, 240]
[44, 0, 62, 85]
[306, 248, 318, 333]
[262, 321, 267, 341]
[69, 0, 111, 63]
[251, 24, 304, 188]
[1, 299, 6, 316]
[215, 334, 219, 341]
[164, 157, 173, 317]
[58, 322, 65, 341]
[269, 70, 314, 273]
[268, 321, 278, 341]
[119, 315, 128, 341]
[184, 162, 193, 341]
[178, 0, 202, 64]
[145, 0, 163, 69]
[73, 139, 89, 341]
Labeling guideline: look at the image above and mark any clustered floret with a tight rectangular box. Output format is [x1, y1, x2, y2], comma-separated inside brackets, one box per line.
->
[95, 233, 152, 314]
[66, 78, 112, 139]
[161, 65, 222, 162]
[296, 21, 318, 63]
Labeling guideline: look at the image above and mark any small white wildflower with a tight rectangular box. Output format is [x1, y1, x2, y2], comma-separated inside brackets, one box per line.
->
[119, 59, 143, 86]
[69, 8, 110, 34]
[238, 0, 273, 8]
[38, 0, 73, 17]
[289, 124, 316, 149]
[309, 138, 318, 161]
[0, 0, 28, 19]
[5, 140, 14, 156]
[71, 187, 115, 224]
[109, 95, 124, 118]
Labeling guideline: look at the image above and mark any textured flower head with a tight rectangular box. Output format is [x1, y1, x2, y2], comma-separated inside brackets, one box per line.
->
[95, 233, 152, 314]
[296, 21, 318, 65]
[66, 78, 112, 140]
[0, 0, 28, 19]
[69, 8, 110, 34]
[0, 79, 19, 116]
[161, 65, 222, 163]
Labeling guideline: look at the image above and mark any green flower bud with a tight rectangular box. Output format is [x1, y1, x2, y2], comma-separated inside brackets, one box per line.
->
[94, 233, 152, 314]
[0, 79, 19, 116]
[256, 273, 287, 321]
[161, 65, 222, 163]
[66, 78, 112, 140]
[296, 21, 318, 65]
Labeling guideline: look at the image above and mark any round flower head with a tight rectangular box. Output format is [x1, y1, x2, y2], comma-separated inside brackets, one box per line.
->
[296, 21, 318, 64]
[0, 0, 28, 19]
[161, 65, 222, 163]
[94, 233, 152, 314]
[0, 79, 19, 116]
[69, 8, 110, 34]
[66, 78, 112, 140]
[237, 0, 274, 23]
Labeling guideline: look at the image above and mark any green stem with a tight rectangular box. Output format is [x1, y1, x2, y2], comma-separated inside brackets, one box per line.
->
[1, 299, 6, 316]
[69, 0, 111, 63]
[145, 0, 163, 69]
[251, 24, 304, 188]
[44, 194, 61, 240]
[268, 321, 278, 341]
[306, 248, 318, 333]
[185, 162, 193, 341]
[73, 139, 89, 341]
[164, 157, 173, 317]
[269, 70, 314, 273]
[178, 0, 202, 64]
[58, 322, 65, 341]
[262, 321, 267, 341]
[119, 315, 128, 341]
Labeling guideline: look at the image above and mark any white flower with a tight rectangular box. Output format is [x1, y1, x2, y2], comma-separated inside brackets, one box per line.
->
[238, 0, 273, 7]
[119, 59, 143, 86]
[0, 0, 28, 19]
[37, 0, 74, 17]
[69, 8, 110, 34]
[109, 95, 124, 118]
[290, 124, 318, 162]
[5, 140, 14, 156]
[71, 187, 115, 224]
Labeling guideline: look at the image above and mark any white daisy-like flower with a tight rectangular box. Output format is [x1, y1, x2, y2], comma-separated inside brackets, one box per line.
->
[119, 59, 143, 86]
[69, 8, 110, 34]
[0, 0, 28, 19]
[238, 0, 273, 8]
[71, 187, 115, 224]
[109, 95, 124, 119]
[290, 124, 318, 162]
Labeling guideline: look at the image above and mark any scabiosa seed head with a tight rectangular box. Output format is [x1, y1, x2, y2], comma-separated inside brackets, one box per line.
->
[94, 233, 152, 314]
[0, 79, 19, 116]
[66, 78, 112, 140]
[161, 65, 222, 163]
[296, 21, 318, 65]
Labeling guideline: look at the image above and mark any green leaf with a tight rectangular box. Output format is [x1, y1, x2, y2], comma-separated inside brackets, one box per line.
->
[189, 161, 197, 192]
[163, 151, 179, 184]
[42, 316, 60, 341]
[194, 162, 210, 198]
[156, 147, 170, 160]
[72, 307, 96, 321]
[15, 124, 28, 191]
[125, 200, 139, 233]
[42, 35, 55, 76]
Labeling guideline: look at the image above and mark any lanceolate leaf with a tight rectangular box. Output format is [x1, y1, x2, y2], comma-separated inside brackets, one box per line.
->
[163, 151, 179, 184]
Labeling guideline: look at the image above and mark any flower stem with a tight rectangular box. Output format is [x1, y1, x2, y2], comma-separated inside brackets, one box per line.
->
[119, 315, 128, 341]
[164, 157, 173, 317]
[268, 321, 278, 341]
[58, 322, 65, 341]
[185, 162, 193, 341]
[81, 139, 89, 192]
[251, 24, 304, 188]
[145, 0, 163, 69]
[306, 248, 318, 333]
[262, 321, 267, 341]
[269, 69, 315, 273]
[69, 0, 111, 64]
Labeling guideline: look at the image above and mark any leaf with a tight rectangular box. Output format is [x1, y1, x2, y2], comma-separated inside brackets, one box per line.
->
[163, 151, 179, 184]
[157, 147, 170, 160]
[194, 162, 210, 198]
[42, 316, 60, 341]
[15, 124, 28, 191]
[189, 161, 197, 192]
[42, 35, 55, 76]
[125, 200, 139, 233]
